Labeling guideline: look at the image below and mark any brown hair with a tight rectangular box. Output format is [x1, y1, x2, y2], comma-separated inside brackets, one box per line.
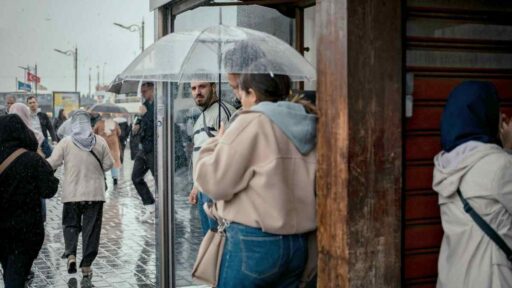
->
[239, 73, 291, 103]
[239, 73, 317, 115]
[26, 95, 37, 103]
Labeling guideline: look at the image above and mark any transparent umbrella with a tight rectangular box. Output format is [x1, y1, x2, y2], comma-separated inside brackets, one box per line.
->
[118, 30, 201, 82]
[117, 24, 316, 126]
[176, 24, 316, 82]
[118, 25, 316, 82]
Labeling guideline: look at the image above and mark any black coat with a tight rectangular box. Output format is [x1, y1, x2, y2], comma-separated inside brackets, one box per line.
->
[0, 114, 59, 250]
[37, 112, 58, 141]
[52, 117, 66, 137]
[139, 100, 154, 154]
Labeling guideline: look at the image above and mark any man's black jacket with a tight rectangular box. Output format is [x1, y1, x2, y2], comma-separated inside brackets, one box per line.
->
[138, 100, 154, 154]
[37, 112, 57, 141]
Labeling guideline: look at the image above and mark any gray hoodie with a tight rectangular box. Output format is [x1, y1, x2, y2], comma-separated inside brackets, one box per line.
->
[250, 101, 317, 155]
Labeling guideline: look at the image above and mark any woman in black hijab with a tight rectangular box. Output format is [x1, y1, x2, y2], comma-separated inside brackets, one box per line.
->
[0, 114, 59, 288]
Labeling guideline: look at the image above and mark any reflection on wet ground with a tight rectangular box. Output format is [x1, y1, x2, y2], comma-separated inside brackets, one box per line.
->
[0, 149, 203, 288]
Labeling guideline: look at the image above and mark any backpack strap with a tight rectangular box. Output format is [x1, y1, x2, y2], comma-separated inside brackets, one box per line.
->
[0, 148, 28, 176]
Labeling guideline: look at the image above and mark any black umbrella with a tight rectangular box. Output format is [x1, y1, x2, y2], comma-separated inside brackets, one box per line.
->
[89, 103, 128, 114]
[107, 77, 140, 94]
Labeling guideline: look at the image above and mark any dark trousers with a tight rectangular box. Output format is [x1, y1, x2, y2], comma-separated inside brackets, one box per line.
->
[120, 142, 126, 164]
[40, 138, 52, 222]
[0, 231, 43, 288]
[131, 150, 155, 205]
[62, 202, 103, 268]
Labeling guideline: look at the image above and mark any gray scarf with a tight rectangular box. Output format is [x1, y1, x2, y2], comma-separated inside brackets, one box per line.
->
[70, 111, 96, 151]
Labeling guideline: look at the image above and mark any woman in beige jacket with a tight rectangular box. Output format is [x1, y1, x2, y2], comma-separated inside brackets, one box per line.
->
[47, 111, 114, 283]
[433, 81, 512, 288]
[194, 72, 317, 287]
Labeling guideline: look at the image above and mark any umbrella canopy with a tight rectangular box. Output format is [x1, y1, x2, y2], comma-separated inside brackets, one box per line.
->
[107, 78, 141, 94]
[118, 30, 201, 82]
[89, 103, 129, 114]
[117, 25, 316, 83]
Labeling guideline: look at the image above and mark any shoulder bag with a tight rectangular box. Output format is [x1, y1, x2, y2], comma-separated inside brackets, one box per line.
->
[0, 148, 28, 176]
[191, 218, 228, 287]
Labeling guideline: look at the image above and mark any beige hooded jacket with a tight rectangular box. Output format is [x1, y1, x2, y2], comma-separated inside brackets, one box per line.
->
[433, 141, 512, 288]
[194, 102, 317, 235]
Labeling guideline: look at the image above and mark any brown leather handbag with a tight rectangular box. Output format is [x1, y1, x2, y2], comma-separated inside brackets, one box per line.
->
[191, 219, 228, 287]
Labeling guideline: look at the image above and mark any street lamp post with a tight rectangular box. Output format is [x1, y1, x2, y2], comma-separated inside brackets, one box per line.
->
[113, 18, 145, 52]
[102, 62, 107, 85]
[88, 67, 92, 97]
[54, 47, 78, 92]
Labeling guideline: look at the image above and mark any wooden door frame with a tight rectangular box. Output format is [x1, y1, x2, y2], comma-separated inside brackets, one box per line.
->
[316, 0, 403, 286]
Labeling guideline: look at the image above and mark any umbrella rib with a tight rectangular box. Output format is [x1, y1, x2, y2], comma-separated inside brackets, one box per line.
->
[177, 26, 213, 83]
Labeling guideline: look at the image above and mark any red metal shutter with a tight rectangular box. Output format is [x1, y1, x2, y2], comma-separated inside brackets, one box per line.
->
[404, 2, 512, 287]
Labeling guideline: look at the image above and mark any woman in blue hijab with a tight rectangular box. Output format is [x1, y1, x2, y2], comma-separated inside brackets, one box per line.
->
[433, 81, 512, 287]
[441, 80, 500, 152]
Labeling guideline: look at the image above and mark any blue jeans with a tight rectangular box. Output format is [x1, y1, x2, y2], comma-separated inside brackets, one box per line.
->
[217, 223, 307, 288]
[197, 192, 218, 236]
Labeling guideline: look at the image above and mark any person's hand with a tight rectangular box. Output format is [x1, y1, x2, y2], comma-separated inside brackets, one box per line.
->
[188, 187, 198, 205]
[139, 105, 147, 115]
[37, 147, 45, 158]
[132, 124, 141, 134]
[500, 113, 512, 150]
[217, 122, 225, 138]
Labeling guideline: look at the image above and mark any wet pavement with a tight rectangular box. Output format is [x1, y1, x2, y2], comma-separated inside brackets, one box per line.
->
[0, 148, 204, 288]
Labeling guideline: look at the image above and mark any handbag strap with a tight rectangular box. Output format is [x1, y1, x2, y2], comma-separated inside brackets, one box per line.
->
[70, 136, 104, 172]
[0, 148, 28, 176]
[89, 150, 104, 172]
[457, 189, 512, 261]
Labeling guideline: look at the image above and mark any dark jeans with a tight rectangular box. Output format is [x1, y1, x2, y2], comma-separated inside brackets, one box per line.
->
[62, 202, 103, 268]
[131, 150, 155, 205]
[217, 223, 307, 288]
[0, 230, 43, 288]
[197, 192, 218, 236]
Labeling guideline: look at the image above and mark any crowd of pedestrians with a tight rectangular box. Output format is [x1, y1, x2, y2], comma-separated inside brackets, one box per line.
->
[0, 42, 323, 288]
[0, 88, 156, 287]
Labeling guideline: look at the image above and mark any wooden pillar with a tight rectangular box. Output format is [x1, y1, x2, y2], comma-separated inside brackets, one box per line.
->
[316, 0, 402, 287]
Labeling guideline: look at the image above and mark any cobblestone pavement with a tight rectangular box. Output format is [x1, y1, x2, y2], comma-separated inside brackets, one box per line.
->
[0, 149, 204, 288]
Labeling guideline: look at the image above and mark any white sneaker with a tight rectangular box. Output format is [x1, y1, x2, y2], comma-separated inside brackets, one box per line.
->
[139, 205, 155, 223]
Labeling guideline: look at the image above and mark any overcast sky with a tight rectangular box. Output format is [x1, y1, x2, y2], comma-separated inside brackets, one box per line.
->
[0, 0, 154, 94]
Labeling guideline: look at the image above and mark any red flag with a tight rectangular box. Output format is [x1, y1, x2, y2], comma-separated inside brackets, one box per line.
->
[27, 71, 41, 84]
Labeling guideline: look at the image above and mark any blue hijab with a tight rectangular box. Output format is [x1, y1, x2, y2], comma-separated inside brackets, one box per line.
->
[441, 81, 500, 152]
